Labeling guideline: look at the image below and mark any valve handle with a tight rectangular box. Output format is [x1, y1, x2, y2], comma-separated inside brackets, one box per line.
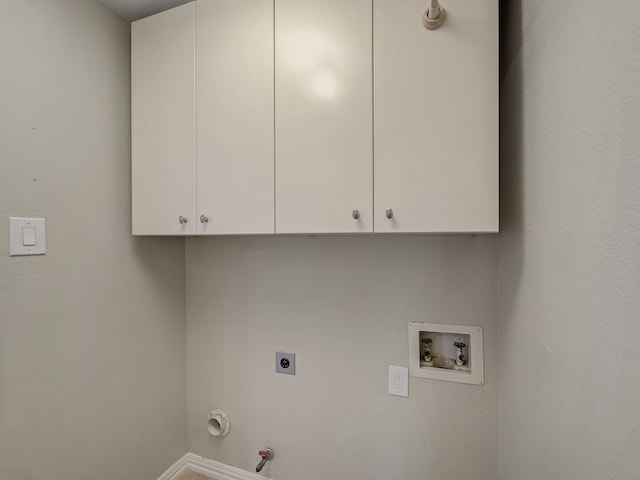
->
[259, 449, 273, 460]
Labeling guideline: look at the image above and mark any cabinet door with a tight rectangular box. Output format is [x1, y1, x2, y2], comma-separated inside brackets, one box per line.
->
[196, 0, 274, 234]
[374, 0, 498, 233]
[275, 0, 373, 234]
[132, 2, 196, 235]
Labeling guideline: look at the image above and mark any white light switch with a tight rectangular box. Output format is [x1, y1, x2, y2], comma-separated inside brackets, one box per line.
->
[22, 226, 37, 246]
[9, 217, 46, 256]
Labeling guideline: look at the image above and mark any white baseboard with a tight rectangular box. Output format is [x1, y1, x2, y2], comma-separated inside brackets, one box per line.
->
[157, 454, 189, 480]
[158, 452, 274, 480]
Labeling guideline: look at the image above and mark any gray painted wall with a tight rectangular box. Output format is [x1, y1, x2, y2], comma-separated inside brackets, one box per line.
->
[0, 1, 187, 478]
[186, 235, 498, 480]
[9, 1, 636, 478]
[499, 0, 640, 478]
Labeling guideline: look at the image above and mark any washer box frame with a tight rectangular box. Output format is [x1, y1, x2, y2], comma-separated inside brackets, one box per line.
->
[408, 323, 484, 385]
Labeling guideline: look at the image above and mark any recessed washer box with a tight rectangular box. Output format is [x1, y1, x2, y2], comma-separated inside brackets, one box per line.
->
[408, 323, 484, 385]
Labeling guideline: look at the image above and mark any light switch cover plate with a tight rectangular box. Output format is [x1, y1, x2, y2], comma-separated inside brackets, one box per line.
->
[9, 217, 46, 256]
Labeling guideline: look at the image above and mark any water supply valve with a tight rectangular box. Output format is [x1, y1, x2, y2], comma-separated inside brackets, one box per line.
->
[256, 447, 274, 473]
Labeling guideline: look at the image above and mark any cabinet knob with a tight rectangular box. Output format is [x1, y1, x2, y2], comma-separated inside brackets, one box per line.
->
[385, 208, 394, 219]
[178, 215, 188, 225]
[200, 214, 209, 224]
[352, 209, 360, 220]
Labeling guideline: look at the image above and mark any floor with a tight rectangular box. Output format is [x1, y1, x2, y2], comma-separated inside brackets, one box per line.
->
[179, 470, 216, 480]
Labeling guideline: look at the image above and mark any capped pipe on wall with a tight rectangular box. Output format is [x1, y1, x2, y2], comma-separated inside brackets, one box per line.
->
[423, 0, 447, 30]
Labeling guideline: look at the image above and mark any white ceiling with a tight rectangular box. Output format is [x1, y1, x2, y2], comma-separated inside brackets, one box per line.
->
[98, 0, 192, 22]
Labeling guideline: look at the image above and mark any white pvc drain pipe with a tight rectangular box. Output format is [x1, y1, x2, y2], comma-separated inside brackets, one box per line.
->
[207, 409, 230, 437]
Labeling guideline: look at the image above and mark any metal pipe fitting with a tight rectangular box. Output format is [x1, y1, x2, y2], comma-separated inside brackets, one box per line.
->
[256, 448, 274, 473]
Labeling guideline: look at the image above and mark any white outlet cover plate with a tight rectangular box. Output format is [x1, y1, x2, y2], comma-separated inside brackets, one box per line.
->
[388, 365, 409, 397]
[9, 217, 46, 256]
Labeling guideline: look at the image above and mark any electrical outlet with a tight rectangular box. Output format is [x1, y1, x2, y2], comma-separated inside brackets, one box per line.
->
[388, 365, 409, 397]
[276, 352, 295, 375]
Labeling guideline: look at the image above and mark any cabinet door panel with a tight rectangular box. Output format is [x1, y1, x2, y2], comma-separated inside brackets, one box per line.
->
[196, 0, 274, 234]
[132, 2, 196, 235]
[374, 0, 498, 233]
[275, 0, 373, 234]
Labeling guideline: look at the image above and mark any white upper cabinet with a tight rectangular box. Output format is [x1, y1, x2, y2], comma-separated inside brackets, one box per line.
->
[374, 0, 499, 233]
[132, 0, 498, 236]
[275, 0, 373, 234]
[132, 2, 196, 235]
[196, 0, 274, 234]
[132, 0, 274, 236]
